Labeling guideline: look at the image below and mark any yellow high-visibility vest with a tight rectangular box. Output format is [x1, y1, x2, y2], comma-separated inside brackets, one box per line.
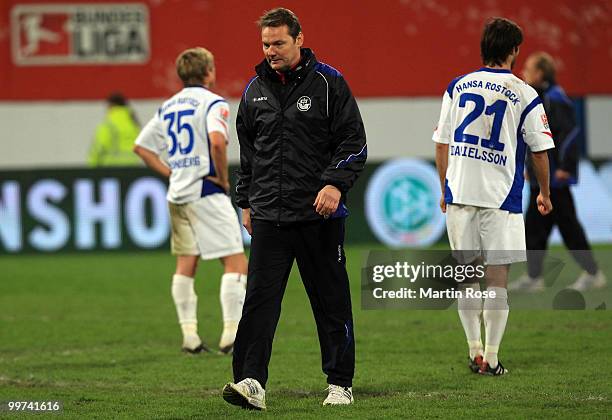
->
[89, 106, 142, 167]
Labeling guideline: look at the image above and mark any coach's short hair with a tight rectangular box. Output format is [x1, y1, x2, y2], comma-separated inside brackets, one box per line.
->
[532, 51, 556, 84]
[480, 17, 523, 66]
[258, 7, 301, 39]
[176, 47, 214, 85]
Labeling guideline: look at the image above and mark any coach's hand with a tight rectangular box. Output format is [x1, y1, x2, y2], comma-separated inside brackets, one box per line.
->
[439, 194, 447, 213]
[314, 185, 341, 218]
[242, 208, 252, 235]
[537, 193, 553, 216]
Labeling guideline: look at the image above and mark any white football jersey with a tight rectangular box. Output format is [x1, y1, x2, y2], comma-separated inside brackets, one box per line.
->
[432, 68, 555, 213]
[135, 86, 230, 204]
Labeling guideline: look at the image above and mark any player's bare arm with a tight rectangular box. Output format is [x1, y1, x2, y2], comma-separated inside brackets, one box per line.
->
[314, 185, 341, 217]
[133, 145, 171, 178]
[208, 131, 230, 192]
[434, 142, 449, 213]
[531, 150, 553, 215]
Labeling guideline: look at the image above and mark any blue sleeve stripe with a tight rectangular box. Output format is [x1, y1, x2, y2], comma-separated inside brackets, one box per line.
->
[521, 96, 543, 124]
[444, 178, 453, 204]
[499, 96, 542, 213]
[446, 74, 468, 99]
[205, 99, 227, 116]
[335, 144, 367, 169]
[204, 98, 227, 177]
[242, 76, 259, 101]
[315, 61, 342, 77]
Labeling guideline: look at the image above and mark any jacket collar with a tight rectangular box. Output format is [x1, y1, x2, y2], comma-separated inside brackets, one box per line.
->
[535, 81, 554, 97]
[256, 48, 317, 83]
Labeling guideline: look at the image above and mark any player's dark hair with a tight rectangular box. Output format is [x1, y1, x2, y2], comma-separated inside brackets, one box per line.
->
[480, 17, 523, 66]
[258, 7, 301, 39]
[533, 52, 556, 84]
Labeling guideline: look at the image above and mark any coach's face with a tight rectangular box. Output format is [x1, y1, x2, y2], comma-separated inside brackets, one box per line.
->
[261, 25, 303, 72]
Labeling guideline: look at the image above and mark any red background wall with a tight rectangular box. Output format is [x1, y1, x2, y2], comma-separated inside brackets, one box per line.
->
[1, 0, 611, 100]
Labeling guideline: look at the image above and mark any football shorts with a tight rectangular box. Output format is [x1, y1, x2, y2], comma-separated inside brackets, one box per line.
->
[169, 194, 244, 260]
[446, 203, 526, 266]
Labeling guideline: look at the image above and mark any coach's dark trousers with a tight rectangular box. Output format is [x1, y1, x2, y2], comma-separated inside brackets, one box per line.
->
[232, 218, 355, 389]
[526, 186, 598, 277]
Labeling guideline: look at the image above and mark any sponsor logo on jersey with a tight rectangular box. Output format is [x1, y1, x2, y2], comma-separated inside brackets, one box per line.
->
[220, 107, 229, 122]
[297, 96, 312, 111]
[541, 113, 550, 130]
[253, 96, 267, 102]
[365, 159, 446, 247]
[11, 3, 150, 66]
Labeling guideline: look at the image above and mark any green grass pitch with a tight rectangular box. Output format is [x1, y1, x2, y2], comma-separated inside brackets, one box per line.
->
[1, 246, 610, 418]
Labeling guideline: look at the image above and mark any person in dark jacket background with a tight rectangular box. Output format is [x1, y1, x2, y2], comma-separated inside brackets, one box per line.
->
[510, 52, 606, 292]
[222, 8, 366, 410]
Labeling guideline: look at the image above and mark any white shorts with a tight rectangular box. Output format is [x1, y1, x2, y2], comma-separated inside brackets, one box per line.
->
[446, 204, 526, 266]
[168, 194, 244, 260]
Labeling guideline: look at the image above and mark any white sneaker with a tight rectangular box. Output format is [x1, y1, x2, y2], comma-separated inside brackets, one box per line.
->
[508, 274, 545, 292]
[569, 270, 607, 291]
[323, 384, 354, 405]
[219, 321, 238, 354]
[222, 378, 266, 410]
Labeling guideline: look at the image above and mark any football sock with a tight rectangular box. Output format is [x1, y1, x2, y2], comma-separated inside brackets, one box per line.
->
[171, 274, 198, 334]
[181, 322, 198, 337]
[483, 287, 509, 368]
[457, 283, 483, 359]
[220, 273, 246, 326]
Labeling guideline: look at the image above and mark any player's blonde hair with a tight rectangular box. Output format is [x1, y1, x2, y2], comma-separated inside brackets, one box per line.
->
[176, 47, 214, 85]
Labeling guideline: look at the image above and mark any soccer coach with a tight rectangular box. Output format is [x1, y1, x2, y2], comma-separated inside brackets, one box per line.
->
[222, 7, 367, 410]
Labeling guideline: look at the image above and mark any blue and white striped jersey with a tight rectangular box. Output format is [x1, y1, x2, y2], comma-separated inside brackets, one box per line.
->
[432, 68, 555, 213]
[135, 86, 230, 204]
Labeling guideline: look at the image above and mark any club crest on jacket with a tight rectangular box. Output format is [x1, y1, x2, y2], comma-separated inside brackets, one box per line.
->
[297, 96, 311, 111]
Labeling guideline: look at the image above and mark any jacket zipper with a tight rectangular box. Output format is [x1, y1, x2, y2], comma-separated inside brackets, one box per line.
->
[277, 80, 300, 226]
[278, 112, 283, 227]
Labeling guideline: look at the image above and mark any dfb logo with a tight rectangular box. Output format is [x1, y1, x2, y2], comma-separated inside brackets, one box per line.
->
[10, 3, 150, 66]
[365, 159, 447, 247]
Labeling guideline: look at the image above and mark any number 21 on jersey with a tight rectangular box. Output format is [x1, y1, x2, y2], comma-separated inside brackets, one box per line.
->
[454, 93, 507, 152]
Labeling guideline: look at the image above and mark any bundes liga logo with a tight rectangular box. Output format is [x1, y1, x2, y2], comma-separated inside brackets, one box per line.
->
[11, 3, 150, 66]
